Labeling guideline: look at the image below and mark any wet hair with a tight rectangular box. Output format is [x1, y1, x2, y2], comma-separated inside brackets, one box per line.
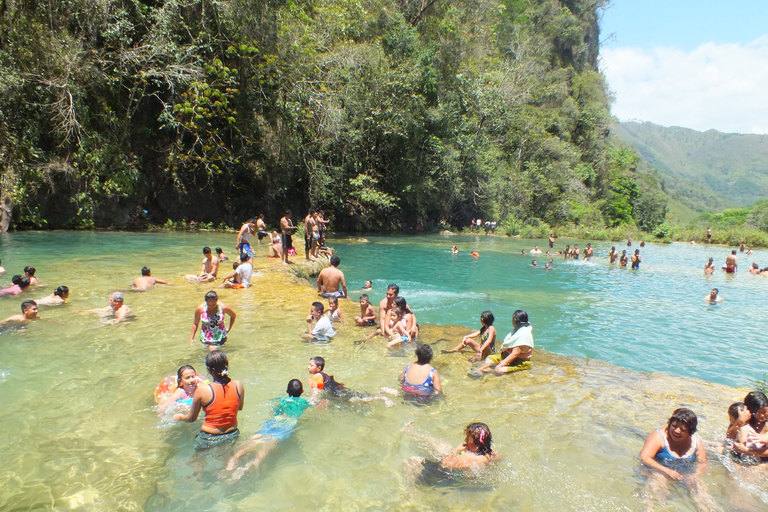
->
[141, 267, 151, 276]
[394, 296, 412, 314]
[387, 283, 399, 295]
[215, 247, 224, 254]
[287, 379, 304, 397]
[728, 402, 746, 420]
[111, 291, 124, 302]
[176, 365, 196, 386]
[359, 294, 369, 302]
[711, 288, 719, 295]
[329, 255, 340, 267]
[18, 277, 30, 289]
[203, 246, 212, 255]
[634, 249, 640, 254]
[204, 290, 218, 301]
[480, 310, 495, 329]
[54, 286, 69, 297]
[21, 300, 37, 312]
[390, 306, 404, 319]
[11, 274, 21, 285]
[667, 408, 698, 434]
[206, 350, 231, 385]
[744, 391, 768, 415]
[312, 301, 324, 314]
[415, 344, 433, 365]
[310, 356, 325, 371]
[465, 422, 493, 455]
[512, 309, 529, 328]
[752, 262, 759, 269]
[24, 266, 36, 277]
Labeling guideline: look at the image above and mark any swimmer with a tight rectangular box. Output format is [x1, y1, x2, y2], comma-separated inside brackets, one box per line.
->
[362, 280, 373, 291]
[640, 241, 646, 247]
[385, 307, 411, 347]
[520, 249, 526, 255]
[354, 294, 377, 326]
[132, 267, 169, 291]
[747, 246, 753, 255]
[470, 251, 479, 258]
[307, 356, 393, 406]
[724, 249, 737, 273]
[572, 244, 580, 260]
[530, 246, 542, 254]
[544, 262, 551, 269]
[690, 240, 696, 245]
[0, 275, 30, 296]
[34, 285, 69, 306]
[399, 344, 441, 396]
[402, 422, 500, 485]
[158, 365, 203, 415]
[563, 245, 570, 258]
[477, 309, 532, 374]
[301, 301, 336, 342]
[451, 245, 458, 254]
[174, 350, 244, 450]
[704, 258, 715, 275]
[530, 260, 537, 267]
[631, 249, 641, 269]
[24, 266, 41, 285]
[75, 292, 133, 324]
[748, 262, 760, 275]
[327, 297, 343, 323]
[548, 233, 555, 248]
[445, 310, 496, 361]
[225, 379, 312, 479]
[639, 408, 715, 511]
[0, 300, 39, 324]
[215, 247, 229, 262]
[185, 246, 219, 283]
[704, 288, 723, 303]
[190, 291, 236, 350]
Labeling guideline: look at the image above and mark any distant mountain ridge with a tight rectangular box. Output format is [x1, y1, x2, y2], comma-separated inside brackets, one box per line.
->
[612, 121, 768, 213]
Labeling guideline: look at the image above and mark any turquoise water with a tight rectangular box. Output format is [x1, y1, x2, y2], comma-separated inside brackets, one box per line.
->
[0, 231, 765, 511]
[331, 234, 768, 388]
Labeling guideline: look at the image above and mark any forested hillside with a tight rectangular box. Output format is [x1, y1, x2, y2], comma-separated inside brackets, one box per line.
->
[613, 121, 768, 213]
[0, 0, 664, 232]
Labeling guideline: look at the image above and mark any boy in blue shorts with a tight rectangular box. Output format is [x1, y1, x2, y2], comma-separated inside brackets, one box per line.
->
[225, 379, 312, 479]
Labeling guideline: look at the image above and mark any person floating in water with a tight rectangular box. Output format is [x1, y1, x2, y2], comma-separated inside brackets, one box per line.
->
[34, 285, 69, 306]
[306, 356, 393, 406]
[132, 267, 170, 291]
[451, 246, 458, 254]
[225, 379, 313, 480]
[704, 288, 723, 303]
[402, 422, 500, 486]
[76, 292, 133, 324]
[0, 300, 39, 325]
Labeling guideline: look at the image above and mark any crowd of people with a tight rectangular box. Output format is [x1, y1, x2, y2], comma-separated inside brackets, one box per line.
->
[2, 223, 766, 503]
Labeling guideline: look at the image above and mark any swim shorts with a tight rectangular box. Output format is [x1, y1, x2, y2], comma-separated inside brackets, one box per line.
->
[487, 353, 531, 372]
[320, 290, 346, 299]
[305, 236, 312, 251]
[366, 319, 376, 326]
[194, 429, 240, 450]
[257, 230, 269, 240]
[726, 265, 735, 273]
[282, 234, 293, 250]
[238, 243, 253, 259]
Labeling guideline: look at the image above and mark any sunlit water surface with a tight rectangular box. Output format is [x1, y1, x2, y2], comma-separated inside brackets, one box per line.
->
[0, 231, 766, 511]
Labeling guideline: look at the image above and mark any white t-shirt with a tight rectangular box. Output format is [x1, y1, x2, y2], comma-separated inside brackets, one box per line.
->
[500, 325, 533, 351]
[313, 315, 336, 342]
[235, 262, 253, 288]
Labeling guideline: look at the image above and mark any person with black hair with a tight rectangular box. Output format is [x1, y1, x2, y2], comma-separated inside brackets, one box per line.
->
[35, 285, 70, 306]
[132, 267, 169, 291]
[175, 350, 244, 450]
[225, 379, 311, 479]
[316, 254, 348, 299]
[477, 310, 533, 374]
[0, 300, 39, 324]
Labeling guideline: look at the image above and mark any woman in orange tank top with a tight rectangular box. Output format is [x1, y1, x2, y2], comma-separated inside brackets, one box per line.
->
[175, 350, 245, 449]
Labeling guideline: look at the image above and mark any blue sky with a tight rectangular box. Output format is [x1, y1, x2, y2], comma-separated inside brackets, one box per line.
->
[599, 0, 768, 133]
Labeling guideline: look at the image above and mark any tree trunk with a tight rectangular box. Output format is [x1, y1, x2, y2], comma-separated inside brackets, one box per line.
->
[0, 192, 11, 232]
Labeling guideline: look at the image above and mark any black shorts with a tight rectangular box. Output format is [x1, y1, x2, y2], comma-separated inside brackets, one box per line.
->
[282, 234, 293, 250]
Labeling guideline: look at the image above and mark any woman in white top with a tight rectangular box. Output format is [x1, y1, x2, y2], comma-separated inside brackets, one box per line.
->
[478, 310, 533, 374]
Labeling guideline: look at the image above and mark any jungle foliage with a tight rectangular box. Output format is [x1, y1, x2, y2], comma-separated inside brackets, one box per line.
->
[0, 0, 663, 232]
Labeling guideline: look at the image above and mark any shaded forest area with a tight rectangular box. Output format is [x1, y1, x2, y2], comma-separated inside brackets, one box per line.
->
[0, 0, 667, 232]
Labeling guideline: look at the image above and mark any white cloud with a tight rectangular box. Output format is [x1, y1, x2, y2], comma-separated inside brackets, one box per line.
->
[600, 36, 768, 134]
